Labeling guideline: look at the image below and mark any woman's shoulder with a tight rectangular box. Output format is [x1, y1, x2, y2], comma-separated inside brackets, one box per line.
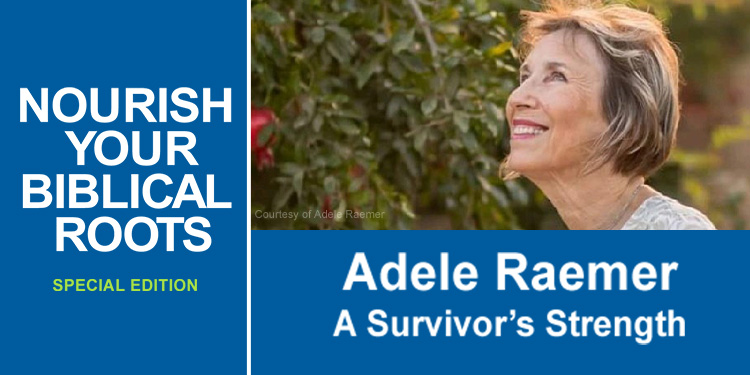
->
[622, 192, 716, 230]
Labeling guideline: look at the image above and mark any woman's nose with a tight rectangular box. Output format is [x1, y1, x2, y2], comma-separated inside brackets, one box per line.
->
[508, 83, 538, 110]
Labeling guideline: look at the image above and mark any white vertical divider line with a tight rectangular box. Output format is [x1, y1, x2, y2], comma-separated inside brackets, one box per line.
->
[247, 0, 252, 373]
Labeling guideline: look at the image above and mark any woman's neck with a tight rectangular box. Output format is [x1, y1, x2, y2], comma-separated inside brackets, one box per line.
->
[526, 167, 648, 230]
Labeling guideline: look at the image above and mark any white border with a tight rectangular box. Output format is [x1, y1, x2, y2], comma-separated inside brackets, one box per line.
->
[247, 0, 252, 373]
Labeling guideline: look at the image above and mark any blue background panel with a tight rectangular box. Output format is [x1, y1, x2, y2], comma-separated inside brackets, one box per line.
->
[0, 1, 247, 374]
[252, 231, 748, 374]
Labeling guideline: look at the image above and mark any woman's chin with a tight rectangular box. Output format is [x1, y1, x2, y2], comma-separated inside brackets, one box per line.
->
[507, 157, 542, 175]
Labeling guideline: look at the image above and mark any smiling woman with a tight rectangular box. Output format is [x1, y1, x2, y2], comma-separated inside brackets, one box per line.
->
[501, 0, 715, 230]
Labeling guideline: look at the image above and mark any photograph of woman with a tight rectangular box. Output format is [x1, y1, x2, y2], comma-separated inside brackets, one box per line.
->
[502, 0, 715, 229]
[252, 0, 750, 230]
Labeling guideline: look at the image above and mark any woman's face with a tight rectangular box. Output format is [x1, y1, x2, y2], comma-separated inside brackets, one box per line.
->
[505, 30, 609, 177]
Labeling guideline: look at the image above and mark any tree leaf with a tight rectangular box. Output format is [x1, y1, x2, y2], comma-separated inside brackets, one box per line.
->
[421, 97, 438, 115]
[387, 57, 406, 79]
[252, 4, 285, 26]
[356, 57, 380, 89]
[435, 23, 459, 35]
[326, 25, 353, 43]
[354, 149, 375, 161]
[335, 119, 361, 135]
[312, 114, 324, 132]
[391, 28, 415, 54]
[414, 129, 428, 154]
[272, 185, 294, 210]
[324, 176, 337, 194]
[453, 111, 470, 133]
[310, 27, 326, 45]
[294, 96, 316, 128]
[486, 41, 513, 57]
[475, 0, 489, 13]
[402, 149, 419, 178]
[386, 96, 403, 119]
[478, 175, 509, 207]
[372, 33, 388, 45]
[461, 132, 480, 153]
[334, 199, 347, 223]
[279, 162, 303, 176]
[257, 123, 274, 145]
[483, 101, 503, 138]
[433, 7, 461, 22]
[348, 178, 364, 193]
[399, 198, 416, 219]
[399, 54, 427, 73]
[292, 171, 304, 198]
[326, 39, 349, 63]
[445, 70, 460, 99]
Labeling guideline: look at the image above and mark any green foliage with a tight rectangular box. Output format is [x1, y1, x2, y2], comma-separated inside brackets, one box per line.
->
[651, 0, 750, 229]
[668, 113, 750, 229]
[251, 0, 529, 229]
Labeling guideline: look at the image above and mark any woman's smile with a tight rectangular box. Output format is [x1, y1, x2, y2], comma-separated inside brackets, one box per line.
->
[511, 119, 549, 140]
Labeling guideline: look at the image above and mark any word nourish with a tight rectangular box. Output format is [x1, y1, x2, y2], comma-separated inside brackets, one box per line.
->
[20, 87, 231, 123]
[343, 252, 678, 292]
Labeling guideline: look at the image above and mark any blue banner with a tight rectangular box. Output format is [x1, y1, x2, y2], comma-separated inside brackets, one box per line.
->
[0, 1, 247, 373]
[252, 231, 747, 374]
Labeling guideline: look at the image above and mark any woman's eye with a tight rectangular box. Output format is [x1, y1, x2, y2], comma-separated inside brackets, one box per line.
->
[549, 71, 567, 82]
[520, 74, 530, 83]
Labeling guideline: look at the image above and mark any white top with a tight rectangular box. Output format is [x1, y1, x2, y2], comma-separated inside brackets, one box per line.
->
[621, 193, 715, 230]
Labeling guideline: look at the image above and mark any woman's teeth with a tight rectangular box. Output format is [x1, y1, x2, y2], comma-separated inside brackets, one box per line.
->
[513, 125, 547, 135]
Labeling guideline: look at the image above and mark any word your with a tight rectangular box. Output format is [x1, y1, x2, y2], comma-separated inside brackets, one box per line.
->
[64, 130, 199, 166]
